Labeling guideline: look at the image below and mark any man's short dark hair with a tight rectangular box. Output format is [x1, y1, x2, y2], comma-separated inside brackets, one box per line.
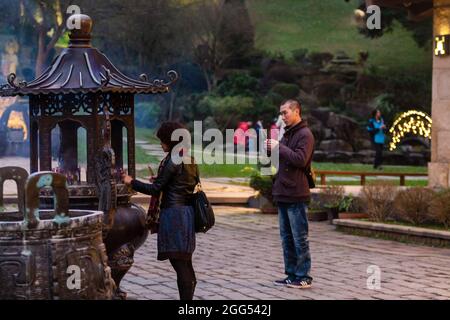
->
[281, 99, 302, 116]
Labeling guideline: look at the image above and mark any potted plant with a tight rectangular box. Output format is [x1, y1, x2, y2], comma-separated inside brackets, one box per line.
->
[307, 199, 328, 222]
[249, 169, 277, 214]
[337, 195, 368, 219]
[319, 185, 345, 223]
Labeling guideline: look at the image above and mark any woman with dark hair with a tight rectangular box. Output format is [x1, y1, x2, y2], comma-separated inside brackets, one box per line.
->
[122, 121, 198, 300]
[367, 109, 386, 170]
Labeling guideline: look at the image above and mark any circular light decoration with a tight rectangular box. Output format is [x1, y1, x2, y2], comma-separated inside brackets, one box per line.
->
[389, 110, 432, 151]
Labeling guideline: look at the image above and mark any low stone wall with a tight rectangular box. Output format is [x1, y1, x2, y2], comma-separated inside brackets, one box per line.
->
[333, 219, 450, 248]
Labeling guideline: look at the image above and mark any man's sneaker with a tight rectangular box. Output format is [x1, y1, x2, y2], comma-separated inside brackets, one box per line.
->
[287, 278, 312, 289]
[273, 277, 294, 286]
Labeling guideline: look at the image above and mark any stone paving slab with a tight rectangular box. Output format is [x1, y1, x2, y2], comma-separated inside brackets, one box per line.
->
[121, 206, 450, 300]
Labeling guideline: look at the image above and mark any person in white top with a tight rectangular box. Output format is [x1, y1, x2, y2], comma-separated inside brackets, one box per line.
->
[276, 114, 286, 140]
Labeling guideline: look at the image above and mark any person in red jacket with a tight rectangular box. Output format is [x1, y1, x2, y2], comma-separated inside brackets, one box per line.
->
[233, 121, 249, 151]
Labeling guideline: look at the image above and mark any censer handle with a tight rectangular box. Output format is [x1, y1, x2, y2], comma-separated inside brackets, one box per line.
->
[25, 172, 69, 228]
[0, 166, 28, 215]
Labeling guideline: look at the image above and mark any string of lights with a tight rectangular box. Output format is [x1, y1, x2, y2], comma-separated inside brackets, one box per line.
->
[388, 110, 432, 151]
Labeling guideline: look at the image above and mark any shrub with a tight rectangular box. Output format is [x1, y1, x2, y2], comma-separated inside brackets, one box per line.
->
[319, 185, 345, 209]
[429, 189, 450, 228]
[338, 195, 354, 212]
[348, 196, 365, 213]
[249, 172, 273, 204]
[267, 65, 297, 83]
[360, 183, 396, 222]
[216, 73, 259, 97]
[393, 188, 435, 225]
[292, 48, 308, 63]
[270, 82, 300, 100]
[265, 91, 284, 107]
[307, 52, 333, 67]
[308, 199, 323, 211]
[197, 95, 254, 130]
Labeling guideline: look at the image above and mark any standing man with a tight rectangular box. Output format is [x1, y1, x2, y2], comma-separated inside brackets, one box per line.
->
[265, 99, 315, 289]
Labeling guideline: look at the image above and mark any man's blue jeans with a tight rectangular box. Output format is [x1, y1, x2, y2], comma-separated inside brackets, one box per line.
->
[277, 202, 312, 281]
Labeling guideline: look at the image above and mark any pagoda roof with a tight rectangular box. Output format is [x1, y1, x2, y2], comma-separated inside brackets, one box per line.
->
[0, 14, 178, 96]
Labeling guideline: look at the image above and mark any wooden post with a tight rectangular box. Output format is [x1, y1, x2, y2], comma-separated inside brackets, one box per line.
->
[400, 175, 405, 186]
[321, 174, 326, 185]
[361, 175, 366, 185]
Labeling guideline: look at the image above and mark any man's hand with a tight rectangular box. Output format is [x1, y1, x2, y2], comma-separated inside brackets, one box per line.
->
[265, 139, 279, 151]
[122, 174, 133, 185]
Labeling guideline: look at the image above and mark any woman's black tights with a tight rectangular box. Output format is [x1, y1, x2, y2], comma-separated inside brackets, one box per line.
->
[169, 258, 196, 300]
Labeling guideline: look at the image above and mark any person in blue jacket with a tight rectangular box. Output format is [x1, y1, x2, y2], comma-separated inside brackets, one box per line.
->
[367, 109, 386, 170]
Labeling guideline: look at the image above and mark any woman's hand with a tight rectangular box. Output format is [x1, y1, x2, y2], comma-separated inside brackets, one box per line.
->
[122, 174, 133, 185]
[149, 175, 156, 183]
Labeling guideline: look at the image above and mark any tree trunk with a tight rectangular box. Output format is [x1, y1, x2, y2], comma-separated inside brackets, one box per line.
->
[35, 29, 47, 77]
[202, 67, 213, 92]
[168, 91, 176, 121]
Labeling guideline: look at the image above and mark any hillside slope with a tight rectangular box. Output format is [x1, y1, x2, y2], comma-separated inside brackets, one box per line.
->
[248, 0, 431, 75]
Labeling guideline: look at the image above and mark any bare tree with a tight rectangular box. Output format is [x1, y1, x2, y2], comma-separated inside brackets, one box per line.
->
[186, 0, 255, 92]
[22, 0, 72, 76]
[82, 0, 191, 73]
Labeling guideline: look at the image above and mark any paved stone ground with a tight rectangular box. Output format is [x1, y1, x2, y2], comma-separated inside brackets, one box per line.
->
[121, 206, 450, 300]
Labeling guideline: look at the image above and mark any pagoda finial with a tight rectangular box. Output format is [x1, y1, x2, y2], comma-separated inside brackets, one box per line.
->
[68, 14, 93, 48]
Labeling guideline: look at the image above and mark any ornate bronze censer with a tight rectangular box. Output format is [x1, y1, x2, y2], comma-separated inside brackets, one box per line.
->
[0, 168, 113, 299]
[0, 14, 178, 299]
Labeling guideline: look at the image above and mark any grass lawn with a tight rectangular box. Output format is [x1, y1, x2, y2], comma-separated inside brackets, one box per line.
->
[135, 146, 160, 165]
[313, 162, 427, 186]
[199, 162, 427, 182]
[139, 163, 428, 185]
[133, 127, 428, 183]
[198, 163, 258, 178]
[135, 127, 160, 144]
[323, 179, 427, 187]
[248, 0, 432, 75]
[136, 160, 427, 180]
[313, 162, 427, 173]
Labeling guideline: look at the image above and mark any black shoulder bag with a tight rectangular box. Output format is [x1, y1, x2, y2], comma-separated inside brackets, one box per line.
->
[192, 166, 215, 233]
[305, 165, 316, 189]
[303, 131, 316, 189]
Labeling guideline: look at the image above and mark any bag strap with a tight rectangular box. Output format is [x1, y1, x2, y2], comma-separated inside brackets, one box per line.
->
[195, 163, 202, 191]
[181, 157, 202, 192]
[297, 126, 314, 173]
[306, 147, 315, 173]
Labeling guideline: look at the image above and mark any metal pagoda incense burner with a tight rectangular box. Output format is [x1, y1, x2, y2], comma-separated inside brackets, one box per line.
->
[0, 14, 178, 299]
